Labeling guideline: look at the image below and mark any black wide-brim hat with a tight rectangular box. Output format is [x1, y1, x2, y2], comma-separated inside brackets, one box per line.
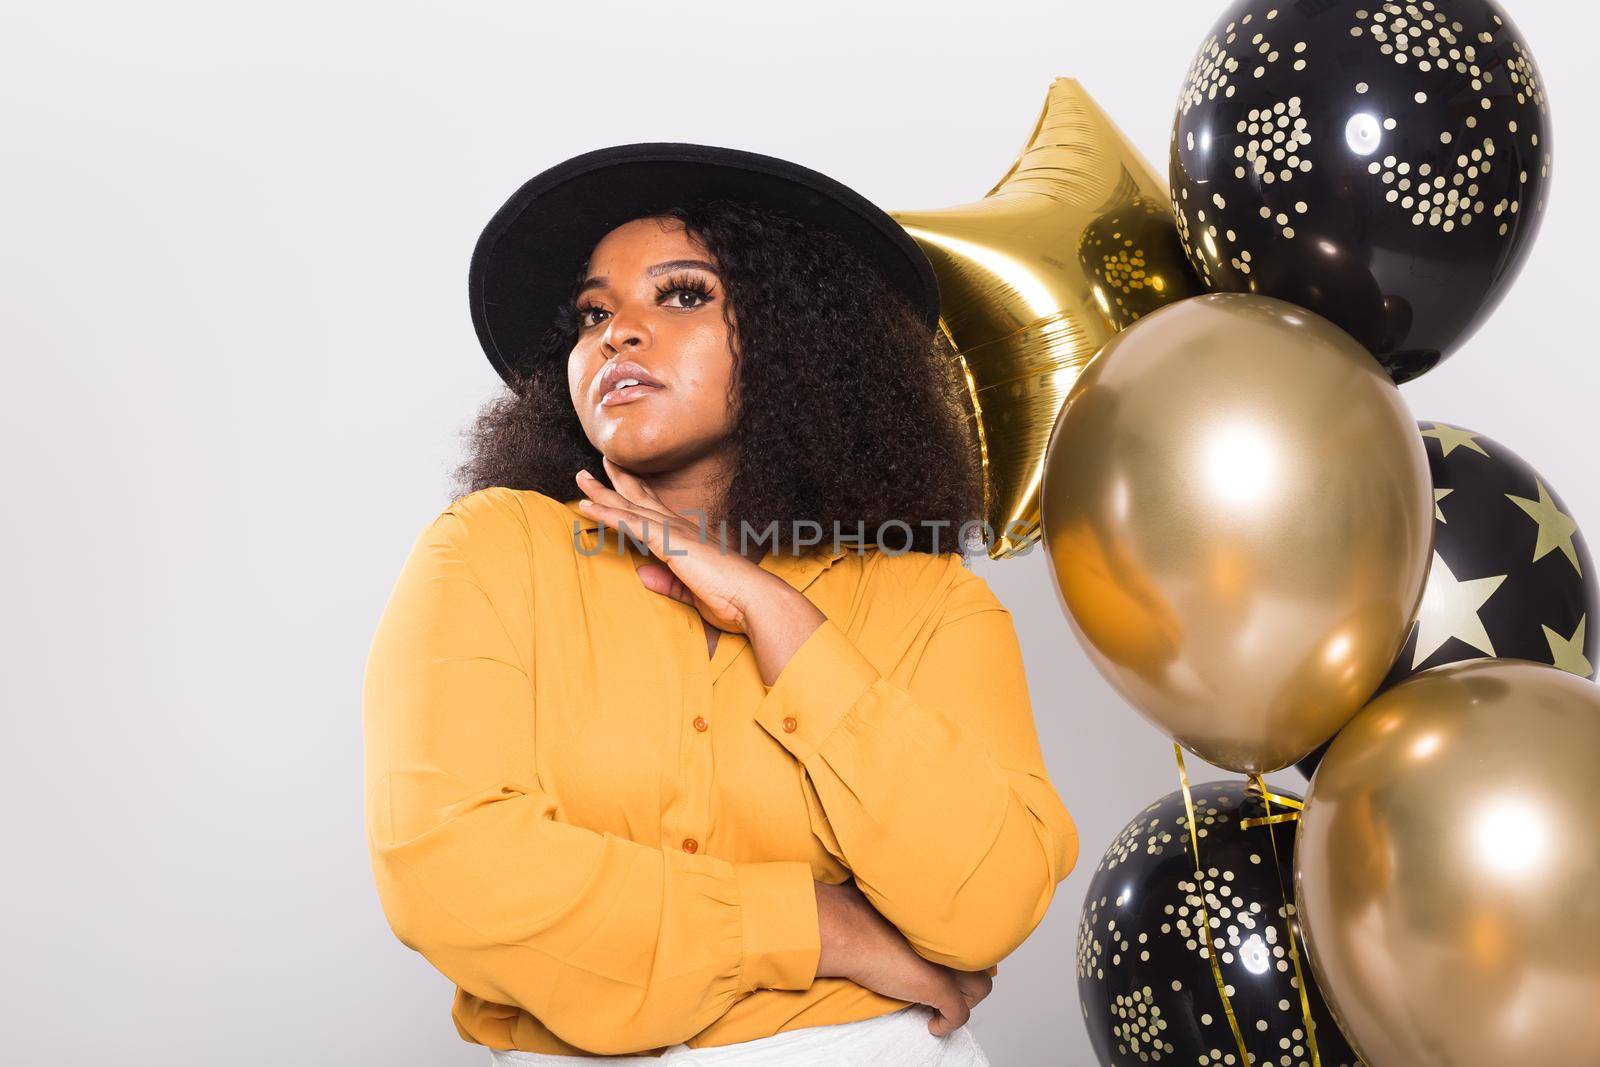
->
[468, 142, 942, 385]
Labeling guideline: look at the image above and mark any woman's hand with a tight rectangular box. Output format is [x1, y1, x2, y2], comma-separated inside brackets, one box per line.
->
[576, 458, 828, 684]
[814, 879, 994, 1037]
[574, 458, 780, 634]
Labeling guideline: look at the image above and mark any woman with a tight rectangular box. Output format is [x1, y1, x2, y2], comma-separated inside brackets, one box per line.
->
[362, 143, 1079, 1064]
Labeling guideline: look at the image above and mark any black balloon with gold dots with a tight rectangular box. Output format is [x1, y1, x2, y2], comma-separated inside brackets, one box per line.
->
[1169, 0, 1552, 383]
[1076, 197, 1199, 330]
[1076, 782, 1362, 1067]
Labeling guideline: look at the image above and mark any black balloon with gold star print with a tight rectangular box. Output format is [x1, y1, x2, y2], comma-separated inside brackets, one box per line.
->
[1297, 421, 1596, 778]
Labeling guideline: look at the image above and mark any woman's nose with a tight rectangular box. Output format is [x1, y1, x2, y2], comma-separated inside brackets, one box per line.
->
[601, 306, 650, 351]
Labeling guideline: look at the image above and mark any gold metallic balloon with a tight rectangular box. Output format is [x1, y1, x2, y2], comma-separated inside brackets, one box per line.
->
[1295, 659, 1600, 1067]
[1041, 293, 1433, 773]
[890, 78, 1201, 560]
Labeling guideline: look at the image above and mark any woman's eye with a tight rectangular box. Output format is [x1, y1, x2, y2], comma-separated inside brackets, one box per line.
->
[666, 289, 709, 309]
[658, 274, 716, 309]
[575, 282, 711, 328]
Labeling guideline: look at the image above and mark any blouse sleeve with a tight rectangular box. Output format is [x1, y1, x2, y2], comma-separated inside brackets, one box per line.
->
[362, 491, 820, 1056]
[750, 563, 1078, 972]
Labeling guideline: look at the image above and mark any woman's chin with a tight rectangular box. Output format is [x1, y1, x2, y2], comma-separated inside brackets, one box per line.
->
[588, 419, 729, 478]
[589, 435, 675, 473]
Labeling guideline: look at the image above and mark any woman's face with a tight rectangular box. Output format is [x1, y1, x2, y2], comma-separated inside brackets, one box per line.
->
[567, 215, 738, 476]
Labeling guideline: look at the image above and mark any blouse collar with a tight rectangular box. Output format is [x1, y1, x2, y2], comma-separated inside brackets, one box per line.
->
[560, 497, 850, 594]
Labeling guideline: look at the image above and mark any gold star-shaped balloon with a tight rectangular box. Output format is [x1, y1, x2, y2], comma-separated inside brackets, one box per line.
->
[1420, 422, 1490, 459]
[889, 78, 1201, 559]
[1506, 480, 1582, 575]
[1542, 615, 1593, 677]
[1411, 550, 1508, 667]
[1434, 487, 1454, 523]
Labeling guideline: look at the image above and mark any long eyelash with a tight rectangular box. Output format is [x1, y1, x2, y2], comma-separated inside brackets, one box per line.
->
[572, 274, 716, 328]
[655, 273, 716, 300]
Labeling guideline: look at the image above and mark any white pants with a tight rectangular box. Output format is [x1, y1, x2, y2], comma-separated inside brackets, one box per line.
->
[487, 1005, 990, 1066]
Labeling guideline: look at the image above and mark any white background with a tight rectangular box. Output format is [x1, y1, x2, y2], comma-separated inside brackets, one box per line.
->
[2, 1, 1592, 1063]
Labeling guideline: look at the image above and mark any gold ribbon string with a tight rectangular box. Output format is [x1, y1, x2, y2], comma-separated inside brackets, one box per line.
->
[1249, 773, 1322, 1067]
[1239, 810, 1302, 829]
[1239, 779, 1303, 829]
[1174, 744, 1253, 1065]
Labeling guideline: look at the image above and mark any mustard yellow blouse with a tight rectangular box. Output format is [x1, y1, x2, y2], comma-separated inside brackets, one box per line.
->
[362, 486, 1078, 1056]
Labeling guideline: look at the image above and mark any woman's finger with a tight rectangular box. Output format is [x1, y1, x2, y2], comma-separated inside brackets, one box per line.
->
[921, 971, 971, 1037]
[634, 561, 692, 604]
[601, 455, 669, 511]
[576, 467, 651, 514]
[578, 487, 707, 573]
[597, 457, 716, 550]
[954, 969, 993, 1008]
[927, 989, 970, 1037]
[576, 470, 671, 534]
[579, 467, 718, 565]
[575, 495, 663, 554]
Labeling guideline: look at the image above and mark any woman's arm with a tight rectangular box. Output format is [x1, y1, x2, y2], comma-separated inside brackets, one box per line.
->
[741, 563, 1079, 972]
[362, 491, 819, 1056]
[814, 878, 995, 1036]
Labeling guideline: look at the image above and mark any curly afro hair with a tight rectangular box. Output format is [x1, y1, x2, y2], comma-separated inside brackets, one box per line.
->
[449, 198, 986, 558]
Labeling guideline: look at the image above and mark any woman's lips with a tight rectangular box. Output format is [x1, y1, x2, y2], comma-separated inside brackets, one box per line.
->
[600, 382, 663, 407]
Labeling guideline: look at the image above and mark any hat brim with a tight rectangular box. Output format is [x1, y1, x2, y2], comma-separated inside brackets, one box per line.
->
[468, 142, 942, 385]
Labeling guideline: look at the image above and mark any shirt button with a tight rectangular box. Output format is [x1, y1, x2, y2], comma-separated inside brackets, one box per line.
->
[781, 717, 797, 733]
[682, 838, 698, 853]
[692, 716, 708, 732]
